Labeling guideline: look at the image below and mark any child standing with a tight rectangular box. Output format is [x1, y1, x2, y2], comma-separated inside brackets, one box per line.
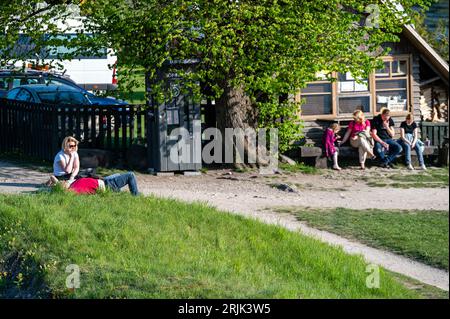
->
[322, 123, 342, 170]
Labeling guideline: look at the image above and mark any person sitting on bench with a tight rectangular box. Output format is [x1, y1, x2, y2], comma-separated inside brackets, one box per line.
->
[398, 113, 426, 171]
[61, 172, 139, 196]
[340, 109, 376, 170]
[371, 108, 403, 169]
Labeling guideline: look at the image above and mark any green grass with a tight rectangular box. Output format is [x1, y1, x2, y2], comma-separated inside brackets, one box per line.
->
[366, 168, 449, 189]
[0, 192, 430, 299]
[279, 162, 319, 175]
[117, 67, 146, 104]
[387, 271, 449, 299]
[279, 207, 449, 270]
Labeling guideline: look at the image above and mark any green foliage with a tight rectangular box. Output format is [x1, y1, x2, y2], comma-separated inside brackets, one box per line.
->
[257, 99, 304, 153]
[79, 0, 432, 90]
[0, 1, 84, 69]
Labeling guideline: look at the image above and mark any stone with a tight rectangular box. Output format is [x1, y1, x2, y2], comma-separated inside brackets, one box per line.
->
[279, 154, 297, 165]
[155, 172, 175, 177]
[272, 183, 298, 193]
[183, 171, 202, 176]
[78, 148, 114, 168]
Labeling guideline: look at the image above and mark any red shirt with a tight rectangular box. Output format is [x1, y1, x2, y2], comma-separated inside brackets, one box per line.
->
[69, 178, 99, 194]
[348, 120, 370, 138]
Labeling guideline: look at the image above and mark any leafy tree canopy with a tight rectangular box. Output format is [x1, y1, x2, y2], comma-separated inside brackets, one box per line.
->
[0, 1, 87, 68]
[78, 1, 431, 94]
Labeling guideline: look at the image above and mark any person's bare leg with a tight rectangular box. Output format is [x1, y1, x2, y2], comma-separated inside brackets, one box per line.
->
[50, 175, 58, 186]
[332, 152, 341, 170]
[45, 175, 58, 186]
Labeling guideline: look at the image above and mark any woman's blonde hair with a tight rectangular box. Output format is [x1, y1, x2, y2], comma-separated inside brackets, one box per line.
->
[61, 136, 79, 152]
[353, 110, 365, 123]
[329, 123, 341, 132]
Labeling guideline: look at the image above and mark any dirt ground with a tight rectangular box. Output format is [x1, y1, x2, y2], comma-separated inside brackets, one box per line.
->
[0, 160, 449, 290]
[137, 166, 449, 213]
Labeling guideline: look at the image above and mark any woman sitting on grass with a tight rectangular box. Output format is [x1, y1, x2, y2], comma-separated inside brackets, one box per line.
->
[398, 113, 426, 171]
[45, 136, 80, 186]
[340, 109, 376, 170]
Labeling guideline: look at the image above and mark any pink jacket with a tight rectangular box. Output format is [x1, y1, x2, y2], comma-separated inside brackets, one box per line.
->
[322, 128, 337, 158]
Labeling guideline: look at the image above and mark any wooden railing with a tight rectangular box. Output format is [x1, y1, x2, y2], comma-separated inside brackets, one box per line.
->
[420, 121, 449, 147]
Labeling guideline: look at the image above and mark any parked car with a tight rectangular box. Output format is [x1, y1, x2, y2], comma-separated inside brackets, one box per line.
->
[6, 84, 91, 105]
[0, 69, 127, 106]
[5, 84, 130, 129]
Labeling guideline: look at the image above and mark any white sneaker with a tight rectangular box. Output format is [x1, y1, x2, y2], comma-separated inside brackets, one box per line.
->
[419, 165, 427, 170]
[407, 164, 414, 170]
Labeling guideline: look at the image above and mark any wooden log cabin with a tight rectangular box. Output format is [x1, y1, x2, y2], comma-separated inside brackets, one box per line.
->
[297, 25, 449, 149]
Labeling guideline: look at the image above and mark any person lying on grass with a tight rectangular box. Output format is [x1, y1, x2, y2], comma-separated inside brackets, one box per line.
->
[60, 172, 139, 196]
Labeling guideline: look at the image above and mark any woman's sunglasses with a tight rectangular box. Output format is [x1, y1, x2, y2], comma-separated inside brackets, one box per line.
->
[68, 144, 76, 148]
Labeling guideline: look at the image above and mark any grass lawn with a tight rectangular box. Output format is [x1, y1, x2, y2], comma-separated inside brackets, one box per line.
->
[116, 67, 146, 104]
[0, 191, 437, 299]
[278, 207, 449, 270]
[366, 168, 449, 188]
[279, 162, 319, 175]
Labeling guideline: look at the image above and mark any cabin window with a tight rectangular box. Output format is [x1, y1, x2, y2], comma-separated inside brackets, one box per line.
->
[300, 82, 333, 116]
[298, 55, 411, 119]
[375, 58, 409, 112]
[337, 72, 371, 115]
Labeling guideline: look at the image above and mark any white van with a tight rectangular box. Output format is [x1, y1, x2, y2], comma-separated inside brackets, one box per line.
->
[13, 8, 117, 92]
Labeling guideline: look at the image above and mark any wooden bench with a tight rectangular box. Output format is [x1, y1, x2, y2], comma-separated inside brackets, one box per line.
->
[299, 145, 439, 169]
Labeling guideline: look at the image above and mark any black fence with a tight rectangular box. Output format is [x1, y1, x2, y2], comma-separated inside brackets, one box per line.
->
[0, 98, 149, 162]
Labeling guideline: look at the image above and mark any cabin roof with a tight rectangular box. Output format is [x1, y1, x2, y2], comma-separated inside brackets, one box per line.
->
[403, 24, 449, 84]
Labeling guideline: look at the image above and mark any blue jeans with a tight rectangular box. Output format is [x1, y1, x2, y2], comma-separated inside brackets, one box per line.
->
[104, 172, 139, 196]
[398, 140, 424, 166]
[374, 139, 403, 165]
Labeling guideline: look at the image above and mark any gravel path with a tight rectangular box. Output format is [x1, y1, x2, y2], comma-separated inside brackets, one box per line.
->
[1, 160, 449, 291]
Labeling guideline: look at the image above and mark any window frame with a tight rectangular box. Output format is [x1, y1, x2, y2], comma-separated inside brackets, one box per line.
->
[373, 55, 412, 116]
[297, 54, 413, 120]
[296, 78, 338, 120]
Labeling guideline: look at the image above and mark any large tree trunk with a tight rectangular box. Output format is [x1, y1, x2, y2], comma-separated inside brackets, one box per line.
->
[215, 85, 265, 168]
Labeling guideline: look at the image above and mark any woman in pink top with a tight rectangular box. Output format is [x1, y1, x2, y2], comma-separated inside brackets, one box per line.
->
[341, 109, 375, 170]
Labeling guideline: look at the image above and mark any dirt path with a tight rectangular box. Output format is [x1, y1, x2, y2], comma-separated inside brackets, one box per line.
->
[1, 160, 449, 291]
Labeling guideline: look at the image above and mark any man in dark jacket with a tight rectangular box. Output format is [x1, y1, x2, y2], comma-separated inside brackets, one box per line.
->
[371, 108, 403, 168]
